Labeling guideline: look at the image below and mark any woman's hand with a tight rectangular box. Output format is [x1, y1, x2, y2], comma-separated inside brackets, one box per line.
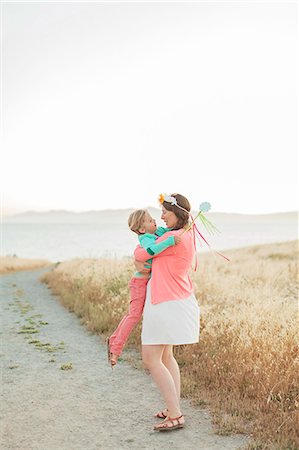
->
[174, 235, 182, 245]
[134, 260, 151, 274]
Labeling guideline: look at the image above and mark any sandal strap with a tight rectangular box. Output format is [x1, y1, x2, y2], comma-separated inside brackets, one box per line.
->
[155, 409, 168, 418]
[168, 414, 183, 421]
[158, 415, 184, 428]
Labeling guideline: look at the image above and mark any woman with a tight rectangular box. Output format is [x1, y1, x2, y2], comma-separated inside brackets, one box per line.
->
[134, 193, 200, 432]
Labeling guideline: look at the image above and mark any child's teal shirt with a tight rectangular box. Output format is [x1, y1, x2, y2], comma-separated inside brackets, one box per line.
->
[134, 226, 174, 278]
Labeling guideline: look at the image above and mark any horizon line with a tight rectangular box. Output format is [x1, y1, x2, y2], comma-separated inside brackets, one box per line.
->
[2, 208, 298, 218]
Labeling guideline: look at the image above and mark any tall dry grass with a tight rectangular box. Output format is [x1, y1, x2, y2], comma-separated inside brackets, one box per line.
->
[0, 256, 51, 274]
[41, 241, 299, 449]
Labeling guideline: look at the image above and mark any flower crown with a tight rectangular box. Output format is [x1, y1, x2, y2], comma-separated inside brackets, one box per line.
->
[158, 193, 212, 215]
[158, 193, 190, 214]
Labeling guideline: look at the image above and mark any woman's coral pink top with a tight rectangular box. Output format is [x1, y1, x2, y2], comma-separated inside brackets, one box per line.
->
[134, 229, 195, 304]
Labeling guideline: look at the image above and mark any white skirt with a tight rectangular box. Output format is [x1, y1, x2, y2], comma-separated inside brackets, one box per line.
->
[141, 280, 200, 345]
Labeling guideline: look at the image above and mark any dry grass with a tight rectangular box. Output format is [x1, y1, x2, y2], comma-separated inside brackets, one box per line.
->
[41, 241, 299, 449]
[0, 256, 52, 274]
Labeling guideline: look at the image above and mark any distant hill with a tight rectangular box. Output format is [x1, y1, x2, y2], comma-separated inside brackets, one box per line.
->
[3, 209, 298, 225]
[3, 209, 134, 224]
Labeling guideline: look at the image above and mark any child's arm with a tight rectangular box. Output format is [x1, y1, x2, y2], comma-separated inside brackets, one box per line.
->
[155, 226, 171, 237]
[135, 232, 180, 261]
[139, 233, 176, 257]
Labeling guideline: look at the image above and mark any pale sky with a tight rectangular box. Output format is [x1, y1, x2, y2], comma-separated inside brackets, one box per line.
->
[1, 1, 298, 216]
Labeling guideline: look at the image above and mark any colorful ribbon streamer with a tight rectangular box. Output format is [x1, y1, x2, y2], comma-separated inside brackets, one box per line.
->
[181, 209, 230, 265]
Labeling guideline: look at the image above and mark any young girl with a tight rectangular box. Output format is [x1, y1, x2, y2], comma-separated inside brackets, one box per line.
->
[106, 209, 181, 368]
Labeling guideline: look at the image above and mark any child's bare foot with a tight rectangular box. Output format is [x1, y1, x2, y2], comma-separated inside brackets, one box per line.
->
[106, 337, 118, 368]
[110, 353, 118, 366]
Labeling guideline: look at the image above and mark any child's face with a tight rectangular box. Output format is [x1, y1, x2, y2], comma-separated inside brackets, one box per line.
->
[139, 212, 157, 234]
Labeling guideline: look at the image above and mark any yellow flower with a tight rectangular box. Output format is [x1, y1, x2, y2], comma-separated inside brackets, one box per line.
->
[158, 193, 166, 204]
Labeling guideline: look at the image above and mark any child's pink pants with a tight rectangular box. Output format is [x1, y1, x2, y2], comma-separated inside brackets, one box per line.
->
[109, 276, 149, 357]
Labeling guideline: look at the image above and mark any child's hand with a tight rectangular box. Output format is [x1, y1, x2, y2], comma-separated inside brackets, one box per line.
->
[174, 235, 182, 245]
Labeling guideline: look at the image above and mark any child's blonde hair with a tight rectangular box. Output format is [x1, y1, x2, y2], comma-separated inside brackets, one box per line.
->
[128, 209, 147, 235]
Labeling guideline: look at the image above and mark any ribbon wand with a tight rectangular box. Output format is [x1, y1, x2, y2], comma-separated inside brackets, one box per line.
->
[181, 202, 230, 262]
[180, 210, 203, 235]
[180, 202, 219, 235]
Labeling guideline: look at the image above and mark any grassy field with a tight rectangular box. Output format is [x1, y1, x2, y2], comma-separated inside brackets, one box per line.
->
[0, 256, 51, 274]
[41, 240, 298, 449]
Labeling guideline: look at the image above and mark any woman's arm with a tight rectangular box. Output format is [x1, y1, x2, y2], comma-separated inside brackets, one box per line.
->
[134, 259, 151, 274]
[134, 245, 154, 262]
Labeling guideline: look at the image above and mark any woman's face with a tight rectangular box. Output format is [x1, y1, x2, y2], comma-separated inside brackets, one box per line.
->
[161, 206, 179, 228]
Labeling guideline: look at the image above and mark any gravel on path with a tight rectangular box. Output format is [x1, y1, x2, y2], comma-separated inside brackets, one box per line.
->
[0, 269, 250, 450]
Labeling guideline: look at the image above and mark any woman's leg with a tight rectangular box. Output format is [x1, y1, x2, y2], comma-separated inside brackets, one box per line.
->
[142, 344, 182, 419]
[162, 345, 181, 401]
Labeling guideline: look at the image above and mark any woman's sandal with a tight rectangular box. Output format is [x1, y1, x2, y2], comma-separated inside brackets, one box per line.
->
[153, 414, 185, 432]
[154, 409, 168, 419]
[106, 337, 117, 369]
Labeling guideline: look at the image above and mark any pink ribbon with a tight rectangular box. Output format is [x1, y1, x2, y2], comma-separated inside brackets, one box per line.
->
[190, 216, 230, 264]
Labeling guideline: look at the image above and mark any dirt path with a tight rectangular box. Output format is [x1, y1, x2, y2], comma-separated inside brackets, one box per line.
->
[1, 269, 249, 450]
